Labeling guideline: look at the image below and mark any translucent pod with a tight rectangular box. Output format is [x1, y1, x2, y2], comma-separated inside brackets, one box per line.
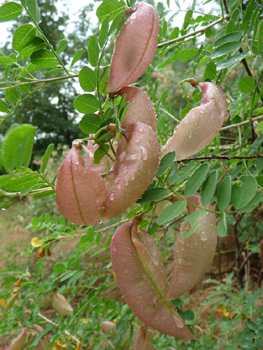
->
[10, 328, 27, 350]
[52, 292, 73, 316]
[101, 122, 160, 220]
[56, 146, 108, 225]
[110, 221, 194, 341]
[133, 327, 155, 350]
[166, 194, 217, 300]
[119, 86, 157, 131]
[105, 2, 159, 93]
[161, 82, 227, 160]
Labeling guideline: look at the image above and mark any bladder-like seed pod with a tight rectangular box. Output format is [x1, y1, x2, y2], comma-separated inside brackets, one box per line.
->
[110, 221, 194, 341]
[166, 194, 217, 300]
[4, 292, 18, 314]
[101, 122, 160, 220]
[9, 328, 27, 350]
[161, 82, 227, 160]
[105, 2, 159, 93]
[119, 86, 157, 131]
[52, 292, 73, 316]
[56, 146, 108, 225]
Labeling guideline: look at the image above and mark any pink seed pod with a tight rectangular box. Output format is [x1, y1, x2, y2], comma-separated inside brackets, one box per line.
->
[119, 86, 157, 131]
[133, 327, 155, 350]
[52, 292, 73, 316]
[101, 122, 160, 220]
[161, 82, 227, 160]
[166, 194, 217, 300]
[9, 328, 27, 350]
[111, 221, 194, 341]
[56, 146, 108, 225]
[101, 321, 116, 333]
[105, 2, 159, 93]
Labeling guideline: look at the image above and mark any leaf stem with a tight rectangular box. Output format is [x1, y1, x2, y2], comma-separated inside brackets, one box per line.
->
[157, 14, 231, 48]
[220, 114, 263, 131]
[21, 3, 70, 75]
[96, 47, 105, 119]
[0, 83, 46, 125]
[0, 74, 79, 91]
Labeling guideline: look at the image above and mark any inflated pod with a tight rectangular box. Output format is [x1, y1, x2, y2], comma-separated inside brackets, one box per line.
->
[101, 122, 160, 220]
[10, 328, 27, 350]
[52, 292, 73, 316]
[101, 321, 116, 333]
[161, 82, 227, 160]
[105, 2, 159, 93]
[56, 146, 108, 225]
[110, 221, 193, 341]
[4, 292, 18, 314]
[119, 86, 157, 131]
[166, 194, 217, 300]
[133, 327, 155, 350]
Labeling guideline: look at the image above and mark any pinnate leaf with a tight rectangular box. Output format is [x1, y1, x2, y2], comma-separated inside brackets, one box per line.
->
[96, 0, 126, 23]
[217, 176, 231, 211]
[2, 124, 37, 172]
[21, 0, 40, 23]
[19, 37, 45, 57]
[41, 143, 54, 174]
[79, 114, 102, 134]
[74, 94, 100, 114]
[12, 24, 35, 51]
[88, 35, 99, 67]
[0, 99, 9, 113]
[0, 2, 23, 22]
[231, 175, 257, 209]
[79, 66, 96, 92]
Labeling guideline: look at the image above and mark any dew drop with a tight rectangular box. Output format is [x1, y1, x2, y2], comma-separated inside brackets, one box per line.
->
[119, 151, 128, 162]
[200, 231, 208, 241]
[140, 146, 148, 160]
[134, 139, 141, 144]
[138, 127, 144, 133]
[174, 316, 184, 329]
[131, 154, 138, 160]
[110, 193, 115, 201]
[123, 268, 129, 274]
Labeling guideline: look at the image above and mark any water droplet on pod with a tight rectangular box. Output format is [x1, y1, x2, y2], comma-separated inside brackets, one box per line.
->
[200, 231, 208, 241]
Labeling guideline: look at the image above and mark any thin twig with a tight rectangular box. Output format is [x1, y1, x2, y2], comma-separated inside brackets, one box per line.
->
[220, 114, 263, 131]
[37, 313, 81, 344]
[21, 4, 70, 75]
[0, 74, 79, 91]
[177, 153, 263, 162]
[0, 84, 46, 125]
[157, 14, 231, 48]
[160, 108, 181, 123]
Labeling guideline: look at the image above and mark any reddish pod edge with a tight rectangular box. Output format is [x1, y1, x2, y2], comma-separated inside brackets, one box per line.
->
[110, 220, 194, 341]
[161, 82, 227, 160]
